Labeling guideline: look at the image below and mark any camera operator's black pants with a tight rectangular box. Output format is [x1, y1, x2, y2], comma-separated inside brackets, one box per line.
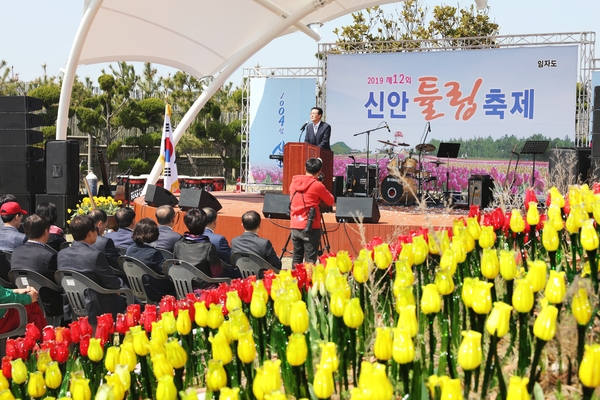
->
[291, 228, 321, 266]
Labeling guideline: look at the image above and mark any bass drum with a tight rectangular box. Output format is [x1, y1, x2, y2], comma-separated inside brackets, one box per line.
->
[381, 175, 417, 204]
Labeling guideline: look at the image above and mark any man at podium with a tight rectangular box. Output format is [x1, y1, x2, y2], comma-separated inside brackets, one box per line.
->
[304, 107, 331, 151]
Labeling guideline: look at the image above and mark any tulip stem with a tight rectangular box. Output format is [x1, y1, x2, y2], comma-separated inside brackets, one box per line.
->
[530, 225, 537, 259]
[527, 338, 547, 393]
[481, 334, 497, 399]
[504, 280, 514, 305]
[463, 370, 472, 399]
[582, 386, 595, 400]
[400, 363, 410, 393]
[549, 251, 557, 271]
[576, 324, 586, 367]
[443, 295, 456, 379]
[427, 314, 436, 376]
[586, 249, 598, 294]
[517, 312, 530, 377]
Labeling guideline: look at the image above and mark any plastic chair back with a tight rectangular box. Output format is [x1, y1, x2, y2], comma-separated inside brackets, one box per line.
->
[59, 242, 71, 250]
[116, 247, 128, 256]
[9, 269, 64, 326]
[157, 248, 174, 260]
[230, 252, 277, 279]
[118, 256, 170, 304]
[0, 303, 27, 340]
[162, 259, 230, 299]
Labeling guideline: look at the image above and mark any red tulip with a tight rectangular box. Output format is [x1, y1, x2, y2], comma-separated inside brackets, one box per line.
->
[160, 295, 176, 313]
[524, 188, 536, 210]
[16, 338, 30, 360]
[96, 314, 115, 335]
[53, 341, 69, 363]
[79, 335, 90, 357]
[563, 197, 571, 216]
[78, 317, 93, 337]
[55, 327, 71, 345]
[126, 304, 141, 327]
[2, 356, 11, 379]
[115, 314, 128, 335]
[491, 207, 505, 231]
[69, 321, 81, 343]
[94, 324, 108, 346]
[367, 236, 383, 251]
[25, 323, 41, 342]
[292, 265, 307, 292]
[5, 340, 17, 359]
[262, 270, 275, 295]
[319, 252, 335, 266]
[42, 326, 55, 342]
[141, 304, 157, 332]
[40, 341, 54, 353]
[469, 205, 481, 220]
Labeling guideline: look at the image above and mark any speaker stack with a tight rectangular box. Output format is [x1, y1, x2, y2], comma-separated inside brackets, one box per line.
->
[468, 175, 495, 209]
[592, 86, 600, 181]
[0, 96, 46, 213]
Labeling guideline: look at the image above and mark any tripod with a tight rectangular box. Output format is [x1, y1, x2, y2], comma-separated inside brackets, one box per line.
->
[280, 213, 330, 262]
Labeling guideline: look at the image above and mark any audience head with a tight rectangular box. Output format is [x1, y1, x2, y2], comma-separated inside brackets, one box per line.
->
[183, 208, 208, 235]
[24, 214, 51, 241]
[0, 202, 28, 224]
[131, 218, 159, 245]
[305, 158, 323, 175]
[241, 210, 261, 231]
[89, 209, 108, 235]
[69, 215, 97, 242]
[115, 207, 136, 229]
[36, 202, 58, 225]
[203, 207, 217, 227]
[155, 205, 176, 226]
[0, 194, 18, 208]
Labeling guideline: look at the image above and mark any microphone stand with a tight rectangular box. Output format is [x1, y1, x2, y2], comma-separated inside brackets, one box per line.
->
[417, 122, 431, 200]
[353, 124, 388, 196]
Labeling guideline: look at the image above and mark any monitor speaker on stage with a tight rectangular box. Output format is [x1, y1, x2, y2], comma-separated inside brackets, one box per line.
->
[46, 140, 80, 195]
[262, 193, 290, 220]
[335, 197, 380, 223]
[179, 188, 221, 211]
[468, 175, 494, 208]
[146, 184, 179, 207]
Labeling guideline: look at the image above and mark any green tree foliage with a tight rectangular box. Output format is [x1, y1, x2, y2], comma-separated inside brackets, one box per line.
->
[331, 142, 352, 154]
[0, 60, 27, 96]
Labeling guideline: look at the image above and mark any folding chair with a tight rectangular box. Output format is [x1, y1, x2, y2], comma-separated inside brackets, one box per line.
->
[0, 303, 27, 340]
[116, 246, 128, 256]
[162, 259, 230, 299]
[230, 252, 278, 279]
[157, 248, 174, 260]
[9, 269, 65, 327]
[118, 256, 171, 305]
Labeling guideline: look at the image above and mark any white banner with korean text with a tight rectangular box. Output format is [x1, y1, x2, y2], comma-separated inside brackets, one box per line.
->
[326, 46, 577, 151]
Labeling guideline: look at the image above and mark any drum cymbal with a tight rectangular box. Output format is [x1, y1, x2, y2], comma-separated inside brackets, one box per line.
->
[416, 143, 436, 153]
[378, 140, 396, 147]
[396, 142, 410, 147]
[430, 159, 444, 166]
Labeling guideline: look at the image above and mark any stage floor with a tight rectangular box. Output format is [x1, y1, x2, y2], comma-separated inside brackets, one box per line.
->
[134, 192, 469, 258]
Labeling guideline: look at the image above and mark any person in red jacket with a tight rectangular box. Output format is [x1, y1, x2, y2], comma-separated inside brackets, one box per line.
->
[289, 158, 335, 266]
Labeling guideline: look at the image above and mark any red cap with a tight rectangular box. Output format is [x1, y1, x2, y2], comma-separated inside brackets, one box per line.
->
[0, 202, 28, 216]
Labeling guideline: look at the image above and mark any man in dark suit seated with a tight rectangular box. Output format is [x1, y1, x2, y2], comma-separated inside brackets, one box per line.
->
[231, 210, 282, 270]
[152, 205, 182, 252]
[105, 207, 136, 248]
[203, 207, 240, 279]
[58, 215, 127, 323]
[89, 209, 121, 271]
[10, 214, 64, 318]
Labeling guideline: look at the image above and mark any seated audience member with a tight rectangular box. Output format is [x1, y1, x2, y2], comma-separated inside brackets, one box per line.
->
[0, 202, 27, 252]
[89, 209, 121, 271]
[105, 207, 136, 248]
[152, 205, 182, 252]
[0, 194, 18, 229]
[11, 214, 63, 317]
[231, 210, 282, 270]
[126, 218, 176, 301]
[203, 207, 241, 279]
[36, 202, 67, 252]
[173, 208, 224, 282]
[0, 286, 46, 333]
[58, 215, 127, 322]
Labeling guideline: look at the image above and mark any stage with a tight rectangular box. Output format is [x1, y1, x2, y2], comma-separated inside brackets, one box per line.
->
[133, 192, 468, 258]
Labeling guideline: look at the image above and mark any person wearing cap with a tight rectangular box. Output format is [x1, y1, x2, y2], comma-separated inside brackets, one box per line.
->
[0, 202, 28, 252]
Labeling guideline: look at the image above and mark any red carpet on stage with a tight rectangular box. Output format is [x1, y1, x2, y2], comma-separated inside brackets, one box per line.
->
[133, 192, 467, 258]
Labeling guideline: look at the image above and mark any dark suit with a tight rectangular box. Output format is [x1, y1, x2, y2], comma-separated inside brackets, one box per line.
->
[304, 121, 331, 151]
[11, 241, 63, 316]
[231, 232, 282, 270]
[57, 241, 126, 322]
[0, 225, 27, 252]
[152, 225, 182, 252]
[105, 227, 134, 248]
[125, 243, 176, 302]
[205, 227, 241, 279]
[91, 236, 121, 271]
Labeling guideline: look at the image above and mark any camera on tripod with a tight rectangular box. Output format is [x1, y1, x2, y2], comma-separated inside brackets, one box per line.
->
[303, 207, 316, 233]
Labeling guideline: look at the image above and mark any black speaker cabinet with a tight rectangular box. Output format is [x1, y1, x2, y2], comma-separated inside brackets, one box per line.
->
[335, 197, 380, 223]
[36, 194, 85, 230]
[146, 184, 179, 207]
[345, 164, 379, 196]
[46, 140, 80, 195]
[178, 188, 221, 211]
[595, 86, 600, 110]
[0, 146, 43, 162]
[549, 147, 591, 186]
[332, 176, 344, 201]
[11, 193, 35, 216]
[468, 175, 494, 208]
[0, 130, 43, 146]
[0, 113, 45, 130]
[0, 96, 43, 113]
[0, 161, 45, 194]
[262, 193, 290, 220]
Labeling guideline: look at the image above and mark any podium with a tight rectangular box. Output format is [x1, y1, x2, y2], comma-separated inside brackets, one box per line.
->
[282, 142, 333, 195]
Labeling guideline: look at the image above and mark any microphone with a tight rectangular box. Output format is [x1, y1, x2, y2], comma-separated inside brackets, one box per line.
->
[349, 155, 355, 160]
[385, 122, 390, 132]
[428, 122, 431, 132]
[300, 121, 308, 131]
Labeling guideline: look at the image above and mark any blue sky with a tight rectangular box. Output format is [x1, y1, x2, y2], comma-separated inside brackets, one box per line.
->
[3, 0, 600, 86]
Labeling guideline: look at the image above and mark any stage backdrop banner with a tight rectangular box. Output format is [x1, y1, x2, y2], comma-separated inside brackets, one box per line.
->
[326, 46, 577, 150]
[249, 77, 316, 183]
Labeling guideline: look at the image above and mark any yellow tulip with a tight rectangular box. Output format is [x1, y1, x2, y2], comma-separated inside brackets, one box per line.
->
[70, 375, 91, 400]
[264, 391, 286, 400]
[250, 289, 268, 318]
[395, 286, 416, 309]
[421, 284, 441, 315]
[228, 309, 250, 342]
[426, 374, 440, 399]
[373, 243, 392, 270]
[218, 320, 233, 344]
[151, 321, 168, 344]
[274, 297, 292, 326]
[105, 374, 125, 400]
[392, 327, 415, 364]
[526, 260, 547, 293]
[499, 250, 517, 281]
[313, 364, 335, 399]
[149, 336, 166, 358]
[311, 264, 327, 296]
[94, 384, 115, 400]
[460, 226, 476, 253]
[397, 304, 418, 337]
[318, 342, 339, 372]
[440, 377, 463, 400]
[0, 390, 14, 400]
[151, 354, 174, 379]
[176, 309, 192, 335]
[412, 235, 429, 265]
[542, 220, 560, 252]
[547, 204, 564, 231]
[206, 360, 228, 392]
[544, 270, 566, 304]
[194, 301, 209, 326]
[374, 327, 393, 361]
[336, 250, 352, 273]
[509, 209, 525, 233]
[226, 290, 242, 312]
[114, 364, 131, 391]
[357, 361, 374, 389]
[434, 267, 454, 296]
[579, 344, 600, 388]
[179, 388, 201, 400]
[160, 311, 177, 335]
[256, 360, 282, 397]
[27, 371, 46, 398]
[485, 301, 513, 338]
[512, 278, 534, 313]
[44, 362, 62, 390]
[132, 330, 150, 357]
[353, 249, 372, 284]
[506, 375, 529, 400]
[581, 219, 599, 251]
[572, 287, 593, 325]
[286, 333, 308, 366]
[526, 202, 539, 225]
[36, 350, 52, 373]
[156, 375, 177, 400]
[290, 300, 309, 333]
[467, 217, 481, 240]
[220, 387, 240, 400]
[104, 346, 120, 373]
[119, 342, 137, 372]
[393, 260, 414, 294]
[329, 289, 347, 317]
[451, 236, 466, 264]
[237, 330, 256, 364]
[481, 248, 499, 279]
[343, 297, 364, 329]
[208, 303, 225, 329]
[371, 363, 394, 399]
[439, 249, 457, 275]
[209, 332, 232, 365]
[533, 300, 558, 341]
[165, 338, 188, 369]
[398, 243, 414, 267]
[471, 281, 494, 315]
[457, 330, 482, 371]
[11, 358, 27, 384]
[461, 277, 478, 309]
[428, 232, 442, 255]
[548, 186, 565, 208]
[566, 210, 581, 234]
[478, 225, 496, 249]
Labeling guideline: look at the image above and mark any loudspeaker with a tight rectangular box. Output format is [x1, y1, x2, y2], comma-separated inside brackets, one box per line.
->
[0, 130, 43, 146]
[468, 175, 494, 208]
[178, 188, 221, 211]
[593, 112, 600, 134]
[549, 147, 591, 186]
[146, 184, 179, 207]
[332, 176, 344, 201]
[0, 96, 43, 113]
[0, 113, 44, 130]
[0, 146, 43, 162]
[595, 86, 600, 110]
[0, 161, 45, 194]
[46, 140, 80, 195]
[262, 193, 290, 220]
[593, 133, 600, 157]
[36, 194, 86, 230]
[345, 164, 379, 196]
[335, 197, 380, 223]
